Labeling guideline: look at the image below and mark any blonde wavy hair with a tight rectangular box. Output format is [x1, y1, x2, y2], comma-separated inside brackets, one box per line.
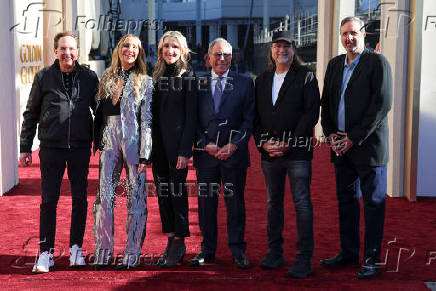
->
[96, 34, 147, 102]
[153, 31, 192, 81]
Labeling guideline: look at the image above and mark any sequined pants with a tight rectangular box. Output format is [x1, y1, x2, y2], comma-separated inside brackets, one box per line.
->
[93, 116, 147, 265]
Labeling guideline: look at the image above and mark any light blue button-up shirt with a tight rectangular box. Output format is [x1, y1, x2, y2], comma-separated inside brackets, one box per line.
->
[211, 69, 229, 96]
[337, 51, 362, 132]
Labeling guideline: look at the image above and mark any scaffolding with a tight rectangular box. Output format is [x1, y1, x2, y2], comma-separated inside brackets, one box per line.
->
[254, 9, 318, 48]
[107, 0, 121, 60]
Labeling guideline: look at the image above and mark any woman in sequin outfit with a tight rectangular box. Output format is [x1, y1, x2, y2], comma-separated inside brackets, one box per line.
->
[92, 34, 153, 270]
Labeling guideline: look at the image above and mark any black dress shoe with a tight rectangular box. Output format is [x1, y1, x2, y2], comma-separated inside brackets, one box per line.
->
[160, 238, 186, 268]
[357, 261, 381, 279]
[320, 252, 359, 268]
[232, 254, 250, 269]
[189, 252, 216, 266]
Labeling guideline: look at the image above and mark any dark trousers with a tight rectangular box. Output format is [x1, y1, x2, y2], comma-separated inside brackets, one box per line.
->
[152, 151, 190, 237]
[196, 166, 247, 255]
[334, 156, 387, 262]
[261, 159, 314, 261]
[39, 147, 91, 253]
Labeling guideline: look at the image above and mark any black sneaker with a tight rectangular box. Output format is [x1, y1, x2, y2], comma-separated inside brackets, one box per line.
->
[259, 254, 285, 269]
[287, 259, 312, 278]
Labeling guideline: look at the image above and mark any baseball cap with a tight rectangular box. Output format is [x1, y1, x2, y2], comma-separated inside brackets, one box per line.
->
[271, 31, 293, 44]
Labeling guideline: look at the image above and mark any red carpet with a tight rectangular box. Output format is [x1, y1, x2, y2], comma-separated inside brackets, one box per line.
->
[1, 140, 434, 290]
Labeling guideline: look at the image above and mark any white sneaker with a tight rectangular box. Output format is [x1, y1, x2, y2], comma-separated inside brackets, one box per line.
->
[69, 244, 86, 267]
[32, 251, 54, 273]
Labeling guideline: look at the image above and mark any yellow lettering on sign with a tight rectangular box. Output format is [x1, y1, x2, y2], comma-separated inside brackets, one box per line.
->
[19, 44, 42, 63]
[20, 65, 41, 84]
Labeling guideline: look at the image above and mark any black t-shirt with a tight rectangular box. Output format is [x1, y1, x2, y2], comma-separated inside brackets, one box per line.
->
[101, 67, 132, 117]
[62, 71, 74, 99]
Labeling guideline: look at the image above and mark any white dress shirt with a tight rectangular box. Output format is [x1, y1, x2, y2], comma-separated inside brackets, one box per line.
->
[211, 69, 230, 96]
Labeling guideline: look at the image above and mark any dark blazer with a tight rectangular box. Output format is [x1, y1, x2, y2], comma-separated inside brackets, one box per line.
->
[254, 65, 320, 161]
[152, 68, 198, 164]
[193, 70, 255, 168]
[321, 49, 393, 166]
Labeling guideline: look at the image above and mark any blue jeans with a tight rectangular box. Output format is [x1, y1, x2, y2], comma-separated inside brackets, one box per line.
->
[334, 157, 387, 263]
[261, 159, 314, 261]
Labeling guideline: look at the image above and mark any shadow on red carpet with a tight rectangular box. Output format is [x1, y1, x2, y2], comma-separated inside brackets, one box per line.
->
[1, 140, 435, 290]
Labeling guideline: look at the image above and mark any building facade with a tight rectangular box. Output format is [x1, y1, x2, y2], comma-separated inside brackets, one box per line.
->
[1, 0, 435, 200]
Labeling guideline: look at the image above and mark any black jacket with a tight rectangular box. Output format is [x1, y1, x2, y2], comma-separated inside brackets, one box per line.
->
[254, 65, 320, 161]
[20, 59, 99, 152]
[320, 49, 393, 166]
[152, 68, 198, 165]
[193, 71, 255, 169]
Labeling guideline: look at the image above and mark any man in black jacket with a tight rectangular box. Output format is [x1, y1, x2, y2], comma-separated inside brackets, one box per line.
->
[19, 32, 99, 273]
[254, 31, 320, 278]
[320, 17, 392, 279]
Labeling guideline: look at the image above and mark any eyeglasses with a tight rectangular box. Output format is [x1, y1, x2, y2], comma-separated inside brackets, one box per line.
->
[272, 44, 292, 50]
[58, 47, 77, 52]
[212, 53, 232, 59]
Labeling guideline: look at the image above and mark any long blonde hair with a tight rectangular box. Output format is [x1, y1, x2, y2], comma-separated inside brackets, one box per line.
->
[96, 34, 147, 101]
[153, 31, 192, 81]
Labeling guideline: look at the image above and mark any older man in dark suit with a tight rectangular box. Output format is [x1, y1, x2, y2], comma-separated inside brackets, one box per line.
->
[320, 16, 392, 279]
[190, 37, 254, 269]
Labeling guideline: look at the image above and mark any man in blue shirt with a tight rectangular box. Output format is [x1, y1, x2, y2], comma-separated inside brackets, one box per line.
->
[320, 16, 393, 279]
[337, 51, 362, 133]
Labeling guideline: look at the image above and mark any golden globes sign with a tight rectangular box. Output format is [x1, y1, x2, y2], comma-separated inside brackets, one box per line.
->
[19, 44, 42, 84]
[10, 1, 45, 151]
